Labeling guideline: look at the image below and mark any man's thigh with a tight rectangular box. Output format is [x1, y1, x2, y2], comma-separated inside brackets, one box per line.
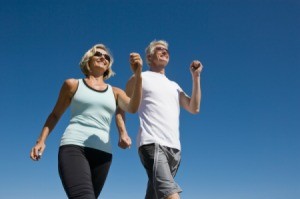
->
[138, 143, 182, 199]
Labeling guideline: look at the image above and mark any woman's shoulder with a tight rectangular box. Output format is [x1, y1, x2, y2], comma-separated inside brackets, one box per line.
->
[112, 86, 127, 96]
[63, 78, 80, 92]
[64, 78, 79, 86]
[111, 86, 122, 93]
[111, 86, 124, 101]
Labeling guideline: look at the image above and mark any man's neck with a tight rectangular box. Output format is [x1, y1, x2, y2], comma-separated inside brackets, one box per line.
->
[149, 66, 165, 74]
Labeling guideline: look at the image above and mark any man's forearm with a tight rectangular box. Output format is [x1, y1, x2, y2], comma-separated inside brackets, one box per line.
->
[190, 76, 201, 113]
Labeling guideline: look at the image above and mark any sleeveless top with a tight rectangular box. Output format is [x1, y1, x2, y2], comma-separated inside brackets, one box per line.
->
[137, 71, 182, 150]
[60, 79, 116, 154]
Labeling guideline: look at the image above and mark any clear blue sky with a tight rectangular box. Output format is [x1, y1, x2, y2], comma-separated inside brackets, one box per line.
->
[1, 0, 299, 198]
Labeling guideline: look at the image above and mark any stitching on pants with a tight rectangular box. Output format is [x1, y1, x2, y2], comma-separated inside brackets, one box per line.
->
[153, 143, 159, 199]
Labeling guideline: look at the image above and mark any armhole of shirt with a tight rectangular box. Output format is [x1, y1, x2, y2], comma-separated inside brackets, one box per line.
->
[70, 79, 80, 102]
[111, 86, 118, 107]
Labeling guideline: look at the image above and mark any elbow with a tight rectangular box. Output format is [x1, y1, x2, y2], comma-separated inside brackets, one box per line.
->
[127, 100, 140, 113]
[191, 108, 200, 114]
[127, 106, 138, 114]
[49, 112, 60, 121]
[131, 107, 139, 113]
[187, 101, 201, 114]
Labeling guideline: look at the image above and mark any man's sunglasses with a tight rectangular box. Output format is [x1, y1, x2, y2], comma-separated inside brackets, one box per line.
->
[94, 51, 111, 62]
[155, 47, 169, 53]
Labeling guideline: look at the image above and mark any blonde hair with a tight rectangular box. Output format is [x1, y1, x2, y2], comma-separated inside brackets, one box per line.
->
[79, 44, 115, 80]
[145, 40, 168, 66]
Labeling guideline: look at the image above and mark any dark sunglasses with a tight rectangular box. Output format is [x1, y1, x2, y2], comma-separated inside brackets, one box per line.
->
[94, 51, 111, 62]
[155, 47, 169, 53]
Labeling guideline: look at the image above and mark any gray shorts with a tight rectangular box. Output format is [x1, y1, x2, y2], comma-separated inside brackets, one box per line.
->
[138, 143, 182, 199]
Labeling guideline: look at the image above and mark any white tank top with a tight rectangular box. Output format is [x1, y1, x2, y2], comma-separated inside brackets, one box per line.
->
[60, 79, 116, 154]
[137, 71, 182, 150]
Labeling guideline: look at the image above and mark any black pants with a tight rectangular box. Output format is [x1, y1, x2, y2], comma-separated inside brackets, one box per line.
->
[58, 145, 112, 199]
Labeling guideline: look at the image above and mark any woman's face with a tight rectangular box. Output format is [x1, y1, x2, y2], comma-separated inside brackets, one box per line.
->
[90, 48, 111, 72]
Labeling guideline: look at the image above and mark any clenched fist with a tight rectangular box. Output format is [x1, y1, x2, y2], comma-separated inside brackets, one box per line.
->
[190, 60, 203, 77]
[130, 53, 143, 74]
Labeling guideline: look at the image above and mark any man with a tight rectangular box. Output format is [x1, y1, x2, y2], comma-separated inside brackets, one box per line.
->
[116, 40, 203, 199]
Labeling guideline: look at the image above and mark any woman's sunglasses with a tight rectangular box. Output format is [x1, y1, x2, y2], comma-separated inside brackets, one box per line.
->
[94, 51, 111, 62]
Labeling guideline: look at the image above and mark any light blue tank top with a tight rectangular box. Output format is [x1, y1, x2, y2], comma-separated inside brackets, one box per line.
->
[60, 79, 116, 154]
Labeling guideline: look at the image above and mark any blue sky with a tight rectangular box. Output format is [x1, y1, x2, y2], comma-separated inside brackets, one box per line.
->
[0, 0, 299, 198]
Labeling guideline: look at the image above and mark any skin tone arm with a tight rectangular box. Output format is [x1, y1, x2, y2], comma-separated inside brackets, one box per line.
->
[30, 79, 78, 161]
[114, 60, 140, 148]
[113, 53, 142, 114]
[115, 107, 131, 149]
[179, 60, 203, 114]
[113, 53, 143, 149]
[166, 192, 180, 199]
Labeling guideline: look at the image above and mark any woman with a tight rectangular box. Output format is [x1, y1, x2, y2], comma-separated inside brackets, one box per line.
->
[30, 44, 142, 199]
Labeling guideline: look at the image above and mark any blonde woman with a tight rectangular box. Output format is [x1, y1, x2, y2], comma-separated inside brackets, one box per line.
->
[30, 44, 142, 199]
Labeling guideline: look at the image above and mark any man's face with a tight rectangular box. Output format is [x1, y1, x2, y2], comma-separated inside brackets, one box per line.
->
[150, 44, 169, 67]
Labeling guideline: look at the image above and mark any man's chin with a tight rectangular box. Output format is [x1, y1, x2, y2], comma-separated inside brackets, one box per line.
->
[159, 58, 169, 64]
